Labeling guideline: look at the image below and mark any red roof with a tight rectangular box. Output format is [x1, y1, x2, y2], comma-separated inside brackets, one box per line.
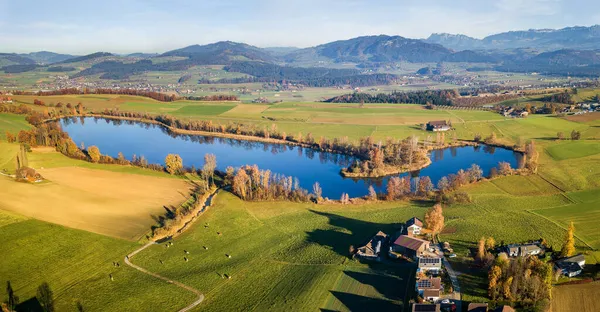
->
[394, 235, 429, 251]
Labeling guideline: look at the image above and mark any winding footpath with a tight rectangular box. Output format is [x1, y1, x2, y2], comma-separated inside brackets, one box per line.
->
[123, 190, 221, 312]
[125, 242, 205, 312]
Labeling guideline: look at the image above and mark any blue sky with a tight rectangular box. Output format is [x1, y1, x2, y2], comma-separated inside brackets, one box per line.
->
[1, 0, 599, 54]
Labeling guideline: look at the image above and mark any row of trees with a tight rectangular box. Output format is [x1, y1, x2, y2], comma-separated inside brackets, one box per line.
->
[325, 90, 456, 106]
[230, 165, 311, 202]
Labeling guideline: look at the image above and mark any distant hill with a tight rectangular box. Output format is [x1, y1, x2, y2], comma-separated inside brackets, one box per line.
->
[57, 52, 114, 64]
[0, 53, 36, 67]
[426, 25, 600, 51]
[263, 47, 300, 56]
[21, 51, 76, 64]
[162, 41, 275, 63]
[126, 53, 159, 58]
[285, 35, 453, 64]
[496, 49, 600, 76]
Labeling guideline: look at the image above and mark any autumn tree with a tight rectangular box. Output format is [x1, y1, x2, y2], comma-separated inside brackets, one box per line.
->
[424, 203, 444, 235]
[5, 131, 16, 143]
[485, 237, 496, 250]
[560, 221, 576, 257]
[488, 265, 502, 300]
[368, 185, 377, 201]
[570, 130, 581, 140]
[202, 153, 217, 186]
[87, 146, 100, 163]
[313, 182, 322, 202]
[37, 282, 54, 312]
[557, 132, 565, 140]
[165, 154, 183, 175]
[485, 131, 497, 144]
[477, 237, 486, 263]
[498, 162, 512, 175]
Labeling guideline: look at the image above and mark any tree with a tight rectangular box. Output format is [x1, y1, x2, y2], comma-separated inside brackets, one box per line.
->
[87, 146, 100, 163]
[476, 237, 486, 263]
[560, 221, 576, 257]
[467, 164, 483, 183]
[498, 162, 512, 175]
[485, 237, 496, 250]
[437, 176, 450, 193]
[368, 185, 377, 201]
[485, 131, 497, 144]
[570, 130, 581, 140]
[202, 154, 217, 186]
[557, 132, 565, 140]
[5, 132, 16, 143]
[6, 281, 18, 311]
[165, 154, 183, 175]
[313, 182, 322, 202]
[488, 265, 502, 300]
[424, 203, 444, 235]
[36, 282, 54, 312]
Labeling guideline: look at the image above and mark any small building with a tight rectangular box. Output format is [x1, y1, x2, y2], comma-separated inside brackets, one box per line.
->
[355, 231, 388, 261]
[505, 243, 543, 257]
[468, 303, 489, 312]
[392, 235, 430, 259]
[415, 277, 442, 298]
[406, 217, 424, 235]
[412, 303, 441, 312]
[418, 256, 442, 274]
[423, 289, 441, 302]
[555, 254, 586, 277]
[426, 120, 451, 132]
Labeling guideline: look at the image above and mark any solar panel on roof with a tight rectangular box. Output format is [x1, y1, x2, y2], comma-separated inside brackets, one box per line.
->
[417, 280, 432, 288]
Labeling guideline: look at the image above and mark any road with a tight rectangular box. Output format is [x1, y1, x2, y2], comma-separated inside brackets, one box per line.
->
[436, 244, 462, 312]
[125, 242, 205, 312]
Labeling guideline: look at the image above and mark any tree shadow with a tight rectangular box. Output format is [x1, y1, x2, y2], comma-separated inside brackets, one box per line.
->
[16, 297, 43, 312]
[328, 291, 403, 312]
[343, 271, 404, 300]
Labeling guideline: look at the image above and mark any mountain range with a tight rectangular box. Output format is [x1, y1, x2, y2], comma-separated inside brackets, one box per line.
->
[2, 25, 600, 79]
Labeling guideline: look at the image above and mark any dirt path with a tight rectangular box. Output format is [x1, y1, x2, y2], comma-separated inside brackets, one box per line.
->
[125, 242, 204, 312]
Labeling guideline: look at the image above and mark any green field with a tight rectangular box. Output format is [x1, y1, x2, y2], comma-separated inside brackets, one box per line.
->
[0, 210, 196, 312]
[0, 113, 31, 139]
[546, 141, 600, 160]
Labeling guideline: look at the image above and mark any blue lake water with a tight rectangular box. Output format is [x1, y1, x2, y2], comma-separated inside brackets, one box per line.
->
[60, 117, 523, 199]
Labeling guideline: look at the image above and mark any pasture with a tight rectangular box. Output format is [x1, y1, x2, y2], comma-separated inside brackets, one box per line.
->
[0, 112, 31, 139]
[0, 209, 196, 312]
[546, 140, 600, 160]
[133, 191, 422, 312]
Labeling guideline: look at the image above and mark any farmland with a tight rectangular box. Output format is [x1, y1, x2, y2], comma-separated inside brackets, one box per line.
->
[551, 282, 600, 312]
[1, 92, 600, 311]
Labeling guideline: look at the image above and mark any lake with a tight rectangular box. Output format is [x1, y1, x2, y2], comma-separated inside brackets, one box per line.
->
[60, 117, 524, 199]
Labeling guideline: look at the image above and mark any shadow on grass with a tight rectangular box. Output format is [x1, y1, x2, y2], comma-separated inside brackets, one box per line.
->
[344, 271, 403, 300]
[328, 291, 403, 312]
[16, 297, 43, 312]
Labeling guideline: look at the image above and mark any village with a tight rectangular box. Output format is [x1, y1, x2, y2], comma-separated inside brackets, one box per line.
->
[352, 216, 587, 312]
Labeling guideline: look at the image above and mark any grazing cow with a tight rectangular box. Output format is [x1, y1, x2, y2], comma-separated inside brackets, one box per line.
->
[184, 250, 190, 254]
[159, 260, 163, 264]
[184, 257, 188, 262]
[217, 232, 222, 236]
[109, 274, 113, 281]
[226, 254, 232, 258]
[203, 246, 208, 250]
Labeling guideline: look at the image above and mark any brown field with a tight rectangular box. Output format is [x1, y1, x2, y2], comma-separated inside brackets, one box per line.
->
[564, 112, 600, 123]
[0, 167, 193, 241]
[551, 281, 600, 312]
[221, 104, 269, 116]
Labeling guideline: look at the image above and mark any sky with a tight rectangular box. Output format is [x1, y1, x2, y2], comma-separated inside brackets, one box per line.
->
[1, 0, 599, 54]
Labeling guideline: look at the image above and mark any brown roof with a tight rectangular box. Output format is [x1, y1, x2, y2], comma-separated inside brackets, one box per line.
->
[394, 235, 429, 251]
[428, 120, 448, 126]
[423, 289, 441, 298]
[357, 231, 387, 256]
[494, 306, 515, 312]
[468, 303, 488, 312]
[407, 217, 423, 228]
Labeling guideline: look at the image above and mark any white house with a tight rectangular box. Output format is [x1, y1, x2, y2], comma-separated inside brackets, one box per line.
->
[556, 254, 586, 277]
[406, 217, 423, 235]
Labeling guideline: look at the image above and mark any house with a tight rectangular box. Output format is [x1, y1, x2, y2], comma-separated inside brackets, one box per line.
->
[555, 254, 586, 277]
[505, 243, 543, 257]
[406, 217, 423, 235]
[468, 303, 489, 312]
[416, 277, 442, 294]
[423, 289, 440, 302]
[392, 235, 430, 259]
[355, 231, 388, 261]
[412, 303, 441, 312]
[426, 120, 451, 132]
[418, 256, 442, 274]
[493, 305, 515, 312]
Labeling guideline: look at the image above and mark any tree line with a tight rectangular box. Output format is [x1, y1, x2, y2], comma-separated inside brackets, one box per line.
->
[11, 88, 238, 102]
[324, 90, 456, 105]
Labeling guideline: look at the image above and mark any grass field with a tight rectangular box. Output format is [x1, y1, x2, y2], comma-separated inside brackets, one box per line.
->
[551, 281, 600, 312]
[0, 113, 31, 139]
[0, 209, 196, 312]
[132, 191, 421, 312]
[546, 140, 600, 160]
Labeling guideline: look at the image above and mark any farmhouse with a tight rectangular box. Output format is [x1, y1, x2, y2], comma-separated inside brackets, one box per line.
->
[417, 256, 442, 274]
[392, 235, 430, 259]
[505, 243, 543, 257]
[423, 289, 441, 302]
[555, 254, 586, 277]
[416, 277, 442, 297]
[426, 120, 451, 132]
[412, 303, 441, 312]
[355, 231, 388, 261]
[406, 217, 423, 235]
